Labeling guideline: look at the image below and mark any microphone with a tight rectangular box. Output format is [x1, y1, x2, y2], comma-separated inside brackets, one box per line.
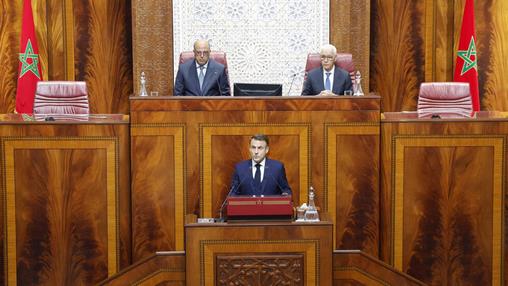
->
[218, 167, 251, 222]
[287, 70, 305, 96]
[287, 72, 298, 96]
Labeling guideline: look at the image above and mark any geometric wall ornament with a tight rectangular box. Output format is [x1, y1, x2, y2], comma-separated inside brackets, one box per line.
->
[173, 0, 330, 96]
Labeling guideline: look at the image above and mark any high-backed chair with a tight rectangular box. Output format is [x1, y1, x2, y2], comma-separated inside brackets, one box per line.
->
[303, 53, 355, 81]
[33, 81, 89, 114]
[417, 82, 472, 118]
[178, 51, 229, 77]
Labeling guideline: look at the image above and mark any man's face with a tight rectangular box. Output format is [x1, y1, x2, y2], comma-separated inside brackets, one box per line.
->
[194, 41, 210, 66]
[249, 139, 269, 163]
[320, 48, 336, 71]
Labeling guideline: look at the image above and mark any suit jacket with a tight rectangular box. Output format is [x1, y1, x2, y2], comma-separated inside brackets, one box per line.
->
[230, 158, 292, 196]
[301, 66, 352, 95]
[173, 59, 231, 96]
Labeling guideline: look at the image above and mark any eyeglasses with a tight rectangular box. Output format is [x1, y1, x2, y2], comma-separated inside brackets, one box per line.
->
[194, 50, 210, 56]
[320, 55, 335, 61]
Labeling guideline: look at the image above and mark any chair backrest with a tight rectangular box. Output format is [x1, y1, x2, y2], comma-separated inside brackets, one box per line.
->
[178, 51, 229, 77]
[417, 82, 472, 118]
[304, 53, 355, 75]
[33, 81, 89, 114]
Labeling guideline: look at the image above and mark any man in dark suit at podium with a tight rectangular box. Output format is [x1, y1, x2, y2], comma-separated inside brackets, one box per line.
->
[230, 134, 291, 196]
[302, 44, 352, 96]
[174, 39, 230, 96]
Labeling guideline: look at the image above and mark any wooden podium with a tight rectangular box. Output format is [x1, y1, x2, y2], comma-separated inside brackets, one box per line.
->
[185, 220, 333, 285]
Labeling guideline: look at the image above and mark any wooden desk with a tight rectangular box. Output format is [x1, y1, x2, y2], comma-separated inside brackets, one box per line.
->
[130, 95, 381, 261]
[185, 220, 333, 286]
[0, 114, 130, 285]
[381, 111, 508, 285]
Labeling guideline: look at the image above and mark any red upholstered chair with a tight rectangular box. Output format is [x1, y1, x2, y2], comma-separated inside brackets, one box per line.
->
[417, 82, 473, 118]
[303, 53, 355, 81]
[33, 81, 89, 114]
[178, 51, 229, 77]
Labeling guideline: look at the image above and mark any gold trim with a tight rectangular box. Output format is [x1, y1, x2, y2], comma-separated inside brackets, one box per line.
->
[3, 138, 118, 284]
[131, 125, 185, 250]
[392, 136, 503, 286]
[201, 125, 310, 217]
[63, 0, 75, 80]
[325, 124, 379, 248]
[201, 240, 318, 286]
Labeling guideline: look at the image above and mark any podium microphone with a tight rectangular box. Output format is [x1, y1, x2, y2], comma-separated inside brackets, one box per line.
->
[287, 70, 304, 96]
[214, 71, 224, 96]
[218, 167, 251, 222]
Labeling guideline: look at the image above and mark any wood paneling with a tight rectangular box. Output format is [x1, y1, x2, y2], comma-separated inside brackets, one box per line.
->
[0, 0, 132, 114]
[371, 0, 508, 112]
[185, 221, 333, 285]
[98, 251, 185, 286]
[131, 0, 173, 98]
[130, 96, 380, 262]
[381, 112, 507, 285]
[333, 250, 426, 285]
[330, 0, 371, 92]
[0, 114, 131, 285]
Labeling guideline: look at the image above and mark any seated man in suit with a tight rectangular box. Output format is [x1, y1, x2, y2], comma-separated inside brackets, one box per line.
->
[230, 134, 291, 196]
[174, 39, 230, 96]
[301, 44, 353, 96]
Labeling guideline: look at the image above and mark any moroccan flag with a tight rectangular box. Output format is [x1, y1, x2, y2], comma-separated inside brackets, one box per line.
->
[16, 0, 42, 113]
[453, 0, 479, 111]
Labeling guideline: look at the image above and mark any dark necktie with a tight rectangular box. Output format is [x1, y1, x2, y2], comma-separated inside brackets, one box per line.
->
[254, 163, 261, 191]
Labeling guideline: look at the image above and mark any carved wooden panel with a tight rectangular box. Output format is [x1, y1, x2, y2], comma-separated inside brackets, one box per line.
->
[330, 0, 371, 92]
[0, 116, 130, 285]
[216, 254, 304, 286]
[130, 97, 380, 263]
[185, 221, 333, 285]
[381, 115, 507, 285]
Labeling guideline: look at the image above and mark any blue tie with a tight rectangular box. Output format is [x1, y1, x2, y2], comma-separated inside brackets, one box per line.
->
[198, 66, 205, 91]
[325, 72, 331, 91]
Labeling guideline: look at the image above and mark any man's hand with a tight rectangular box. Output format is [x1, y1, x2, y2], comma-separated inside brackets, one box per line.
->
[318, 90, 336, 96]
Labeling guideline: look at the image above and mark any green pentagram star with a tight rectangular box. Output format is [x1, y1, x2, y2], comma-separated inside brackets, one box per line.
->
[19, 39, 41, 79]
[457, 36, 477, 76]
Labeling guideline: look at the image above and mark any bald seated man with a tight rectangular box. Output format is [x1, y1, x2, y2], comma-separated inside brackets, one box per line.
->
[302, 44, 352, 96]
[174, 39, 230, 96]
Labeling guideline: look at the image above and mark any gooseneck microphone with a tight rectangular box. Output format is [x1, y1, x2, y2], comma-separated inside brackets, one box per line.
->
[218, 167, 251, 222]
[287, 72, 298, 96]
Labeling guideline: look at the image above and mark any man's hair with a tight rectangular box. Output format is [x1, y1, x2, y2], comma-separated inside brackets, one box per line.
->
[250, 134, 269, 146]
[193, 39, 210, 51]
[320, 44, 337, 55]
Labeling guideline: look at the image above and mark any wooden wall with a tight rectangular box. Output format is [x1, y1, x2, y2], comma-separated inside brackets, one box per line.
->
[371, 0, 508, 112]
[1, 1, 507, 113]
[0, 0, 132, 114]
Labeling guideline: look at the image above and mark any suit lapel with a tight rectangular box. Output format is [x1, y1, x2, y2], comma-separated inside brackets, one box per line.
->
[201, 61, 214, 95]
[316, 69, 325, 92]
[188, 61, 202, 96]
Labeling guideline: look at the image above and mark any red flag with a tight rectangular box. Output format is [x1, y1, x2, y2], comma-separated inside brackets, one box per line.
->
[16, 0, 43, 113]
[453, 0, 479, 111]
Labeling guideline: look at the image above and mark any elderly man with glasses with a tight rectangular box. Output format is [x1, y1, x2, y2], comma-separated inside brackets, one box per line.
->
[174, 39, 230, 96]
[301, 44, 352, 96]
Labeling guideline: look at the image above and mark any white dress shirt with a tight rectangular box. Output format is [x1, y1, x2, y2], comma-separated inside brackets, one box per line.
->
[251, 158, 266, 182]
